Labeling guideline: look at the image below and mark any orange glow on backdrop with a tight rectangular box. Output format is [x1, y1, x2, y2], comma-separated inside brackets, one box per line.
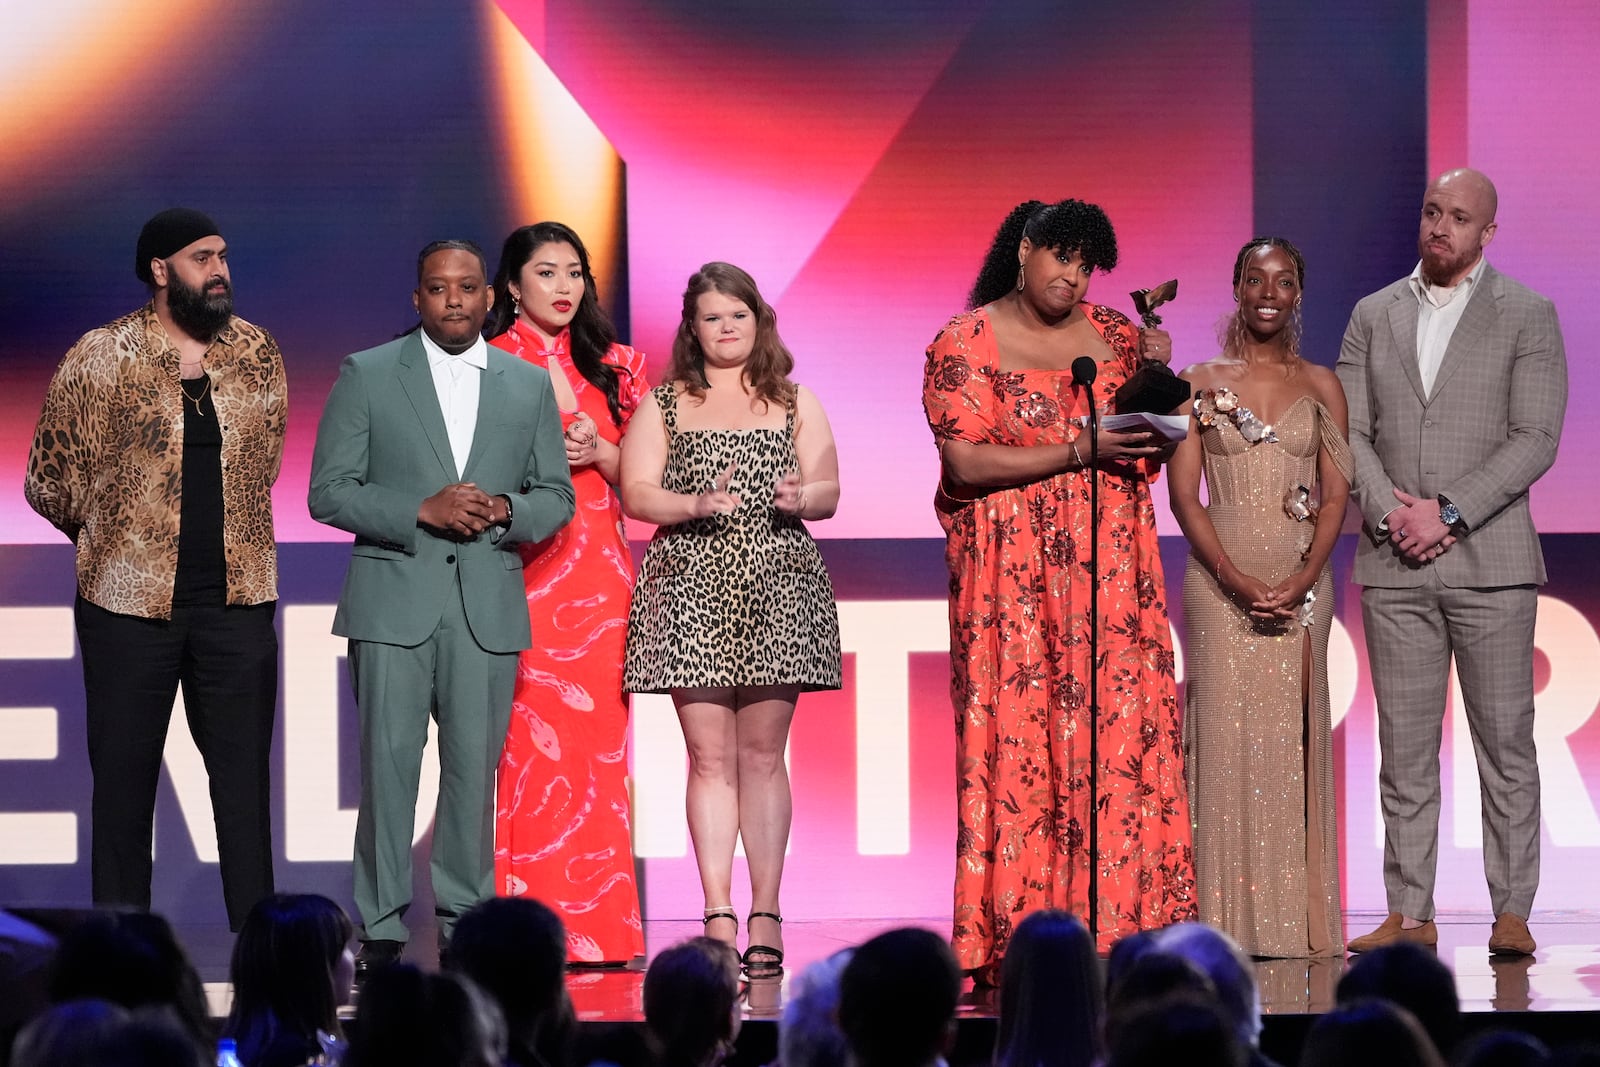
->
[484, 2, 626, 303]
[0, 0, 218, 202]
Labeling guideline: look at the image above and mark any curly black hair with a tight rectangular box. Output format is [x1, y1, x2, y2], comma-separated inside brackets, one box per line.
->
[968, 199, 1119, 308]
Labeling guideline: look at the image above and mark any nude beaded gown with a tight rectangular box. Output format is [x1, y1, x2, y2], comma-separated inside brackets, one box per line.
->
[1182, 391, 1352, 959]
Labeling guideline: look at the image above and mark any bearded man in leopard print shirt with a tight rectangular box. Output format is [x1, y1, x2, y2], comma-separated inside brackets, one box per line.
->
[24, 208, 285, 930]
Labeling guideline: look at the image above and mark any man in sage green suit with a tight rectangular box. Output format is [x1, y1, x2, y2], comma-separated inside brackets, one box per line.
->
[308, 240, 575, 968]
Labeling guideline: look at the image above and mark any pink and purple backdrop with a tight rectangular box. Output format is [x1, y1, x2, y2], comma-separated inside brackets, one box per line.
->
[2, 0, 1598, 927]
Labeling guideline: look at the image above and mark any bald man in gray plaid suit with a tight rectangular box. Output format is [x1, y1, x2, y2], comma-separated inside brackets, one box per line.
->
[1337, 168, 1567, 957]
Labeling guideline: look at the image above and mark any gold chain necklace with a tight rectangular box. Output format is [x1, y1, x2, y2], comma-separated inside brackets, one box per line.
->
[180, 373, 213, 416]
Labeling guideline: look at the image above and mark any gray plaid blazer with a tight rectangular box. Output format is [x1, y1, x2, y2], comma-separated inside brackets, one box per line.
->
[1336, 263, 1567, 589]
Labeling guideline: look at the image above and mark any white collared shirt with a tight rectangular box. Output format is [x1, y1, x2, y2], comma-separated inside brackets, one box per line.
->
[419, 328, 488, 477]
[1408, 256, 1488, 398]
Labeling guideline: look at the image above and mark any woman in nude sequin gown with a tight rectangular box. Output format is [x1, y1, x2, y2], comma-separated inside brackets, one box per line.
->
[1168, 238, 1352, 959]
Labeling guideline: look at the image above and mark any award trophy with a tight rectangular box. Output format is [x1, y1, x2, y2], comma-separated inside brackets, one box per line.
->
[1113, 278, 1191, 414]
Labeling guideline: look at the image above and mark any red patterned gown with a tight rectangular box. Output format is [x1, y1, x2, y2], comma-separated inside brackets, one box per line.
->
[491, 323, 648, 963]
[921, 305, 1196, 969]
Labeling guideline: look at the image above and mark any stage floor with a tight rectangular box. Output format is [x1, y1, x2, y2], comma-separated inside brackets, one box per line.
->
[175, 910, 1600, 1023]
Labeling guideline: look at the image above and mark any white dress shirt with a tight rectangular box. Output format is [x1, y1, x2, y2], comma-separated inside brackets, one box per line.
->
[419, 328, 488, 478]
[1409, 255, 1488, 398]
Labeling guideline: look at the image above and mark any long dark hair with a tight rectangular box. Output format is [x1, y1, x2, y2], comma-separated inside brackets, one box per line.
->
[486, 221, 630, 427]
[996, 910, 1102, 1067]
[968, 199, 1120, 309]
[669, 262, 796, 409]
[224, 894, 353, 1063]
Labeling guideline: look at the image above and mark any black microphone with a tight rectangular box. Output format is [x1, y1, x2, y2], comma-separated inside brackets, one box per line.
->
[1068, 355, 1101, 940]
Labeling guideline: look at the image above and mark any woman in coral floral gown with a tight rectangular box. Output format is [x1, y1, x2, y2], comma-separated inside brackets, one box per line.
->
[922, 200, 1197, 977]
[486, 222, 648, 963]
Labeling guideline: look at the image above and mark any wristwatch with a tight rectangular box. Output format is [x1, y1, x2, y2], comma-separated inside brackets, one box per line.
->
[1438, 496, 1463, 529]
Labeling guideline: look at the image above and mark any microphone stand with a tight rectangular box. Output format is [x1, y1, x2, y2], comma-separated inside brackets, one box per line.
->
[1071, 356, 1101, 945]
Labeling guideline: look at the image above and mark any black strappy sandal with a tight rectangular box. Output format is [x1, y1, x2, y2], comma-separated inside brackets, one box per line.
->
[742, 911, 784, 975]
[703, 907, 738, 946]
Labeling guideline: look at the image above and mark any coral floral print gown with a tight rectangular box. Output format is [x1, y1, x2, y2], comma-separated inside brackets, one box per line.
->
[490, 322, 648, 963]
[922, 305, 1196, 970]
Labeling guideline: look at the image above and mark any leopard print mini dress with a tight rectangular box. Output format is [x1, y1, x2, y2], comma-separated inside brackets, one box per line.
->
[623, 384, 842, 693]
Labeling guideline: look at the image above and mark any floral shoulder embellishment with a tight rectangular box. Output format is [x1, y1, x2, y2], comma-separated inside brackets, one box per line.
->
[1193, 387, 1278, 444]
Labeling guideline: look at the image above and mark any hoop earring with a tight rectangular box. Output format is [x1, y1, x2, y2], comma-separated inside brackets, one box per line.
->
[1016, 263, 1026, 292]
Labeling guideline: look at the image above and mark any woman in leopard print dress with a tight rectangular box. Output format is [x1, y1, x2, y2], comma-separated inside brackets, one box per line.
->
[622, 262, 841, 976]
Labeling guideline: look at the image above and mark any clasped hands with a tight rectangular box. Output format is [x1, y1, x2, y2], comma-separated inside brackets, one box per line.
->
[565, 412, 599, 467]
[1386, 488, 1456, 564]
[1218, 558, 1314, 623]
[419, 482, 508, 540]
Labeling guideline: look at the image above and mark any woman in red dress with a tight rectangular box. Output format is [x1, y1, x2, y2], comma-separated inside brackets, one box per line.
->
[486, 221, 648, 964]
[921, 200, 1197, 977]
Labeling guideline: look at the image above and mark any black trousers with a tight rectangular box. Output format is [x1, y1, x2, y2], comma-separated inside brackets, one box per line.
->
[75, 595, 278, 930]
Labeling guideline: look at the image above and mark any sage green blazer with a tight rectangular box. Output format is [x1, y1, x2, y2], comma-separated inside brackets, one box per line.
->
[307, 333, 575, 652]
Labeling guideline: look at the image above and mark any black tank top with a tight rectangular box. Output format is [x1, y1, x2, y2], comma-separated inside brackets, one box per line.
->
[172, 375, 227, 607]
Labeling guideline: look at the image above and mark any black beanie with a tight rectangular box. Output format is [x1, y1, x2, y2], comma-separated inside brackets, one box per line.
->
[135, 208, 221, 284]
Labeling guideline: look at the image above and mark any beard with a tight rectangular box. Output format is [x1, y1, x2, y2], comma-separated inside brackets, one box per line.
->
[1417, 237, 1479, 288]
[166, 270, 234, 340]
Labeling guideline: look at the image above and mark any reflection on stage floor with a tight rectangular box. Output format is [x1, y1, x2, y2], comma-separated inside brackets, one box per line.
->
[163, 910, 1600, 1025]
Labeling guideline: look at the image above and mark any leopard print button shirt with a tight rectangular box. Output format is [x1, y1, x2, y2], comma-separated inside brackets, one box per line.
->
[25, 303, 287, 619]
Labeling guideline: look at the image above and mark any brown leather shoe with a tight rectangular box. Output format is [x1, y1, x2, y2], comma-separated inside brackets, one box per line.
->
[1488, 913, 1536, 956]
[1347, 912, 1438, 953]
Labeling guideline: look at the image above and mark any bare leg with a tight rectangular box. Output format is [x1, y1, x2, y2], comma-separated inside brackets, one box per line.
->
[736, 684, 799, 962]
[674, 688, 740, 946]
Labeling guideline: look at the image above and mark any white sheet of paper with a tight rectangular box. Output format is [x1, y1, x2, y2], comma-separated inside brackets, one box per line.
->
[1099, 411, 1189, 442]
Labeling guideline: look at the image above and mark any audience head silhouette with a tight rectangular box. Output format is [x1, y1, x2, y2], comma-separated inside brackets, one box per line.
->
[48, 910, 212, 1051]
[996, 910, 1101, 1067]
[345, 963, 506, 1067]
[223, 893, 354, 1067]
[1337, 941, 1462, 1056]
[1300, 999, 1445, 1067]
[839, 928, 961, 1067]
[447, 896, 575, 1067]
[644, 936, 742, 1067]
